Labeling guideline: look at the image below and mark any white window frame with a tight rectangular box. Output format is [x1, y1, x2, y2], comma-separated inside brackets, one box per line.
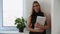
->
[3, 0, 24, 26]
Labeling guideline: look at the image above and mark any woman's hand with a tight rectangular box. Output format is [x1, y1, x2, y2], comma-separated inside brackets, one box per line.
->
[34, 22, 45, 30]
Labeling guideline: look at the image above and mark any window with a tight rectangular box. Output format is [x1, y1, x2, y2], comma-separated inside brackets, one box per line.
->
[3, 0, 23, 26]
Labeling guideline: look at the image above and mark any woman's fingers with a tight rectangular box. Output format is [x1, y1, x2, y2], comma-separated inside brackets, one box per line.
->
[34, 22, 45, 30]
[34, 23, 39, 28]
[34, 22, 41, 27]
[34, 22, 45, 32]
[39, 25, 45, 30]
[34, 23, 37, 27]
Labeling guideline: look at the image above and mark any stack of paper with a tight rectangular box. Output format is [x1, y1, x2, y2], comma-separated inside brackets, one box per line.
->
[36, 16, 46, 25]
[34, 16, 46, 29]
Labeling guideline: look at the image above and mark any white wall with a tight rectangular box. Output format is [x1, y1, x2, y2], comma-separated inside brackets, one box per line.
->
[52, 0, 60, 34]
[24, 0, 51, 18]
[24, 0, 51, 34]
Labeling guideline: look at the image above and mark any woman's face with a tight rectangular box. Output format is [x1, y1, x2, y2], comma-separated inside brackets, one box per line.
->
[33, 3, 40, 13]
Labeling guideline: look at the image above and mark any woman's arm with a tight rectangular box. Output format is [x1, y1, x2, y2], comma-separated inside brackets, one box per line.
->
[26, 16, 35, 32]
[26, 16, 44, 32]
[44, 13, 50, 29]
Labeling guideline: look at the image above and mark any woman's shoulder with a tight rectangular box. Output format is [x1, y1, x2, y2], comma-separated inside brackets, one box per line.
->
[27, 16, 32, 20]
[43, 12, 48, 17]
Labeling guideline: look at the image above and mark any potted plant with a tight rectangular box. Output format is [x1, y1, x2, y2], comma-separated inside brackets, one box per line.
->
[15, 17, 26, 32]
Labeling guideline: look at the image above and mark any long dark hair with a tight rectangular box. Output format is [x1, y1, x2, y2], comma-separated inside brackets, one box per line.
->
[31, 1, 42, 16]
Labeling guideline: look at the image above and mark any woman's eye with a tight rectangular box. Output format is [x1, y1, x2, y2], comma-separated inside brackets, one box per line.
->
[33, 5, 39, 7]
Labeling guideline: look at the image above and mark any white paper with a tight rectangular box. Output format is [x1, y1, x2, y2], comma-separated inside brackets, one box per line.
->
[34, 16, 46, 29]
[36, 16, 46, 25]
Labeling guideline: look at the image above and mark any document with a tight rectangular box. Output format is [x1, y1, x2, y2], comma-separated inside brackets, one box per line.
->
[36, 16, 46, 25]
[34, 16, 46, 29]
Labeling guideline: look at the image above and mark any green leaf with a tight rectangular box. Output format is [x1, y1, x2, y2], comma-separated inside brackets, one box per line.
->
[15, 17, 27, 30]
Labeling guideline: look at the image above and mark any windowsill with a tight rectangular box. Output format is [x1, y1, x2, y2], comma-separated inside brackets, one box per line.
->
[0, 31, 29, 34]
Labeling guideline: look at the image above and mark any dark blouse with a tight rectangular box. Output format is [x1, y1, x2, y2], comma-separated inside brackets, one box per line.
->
[29, 12, 46, 34]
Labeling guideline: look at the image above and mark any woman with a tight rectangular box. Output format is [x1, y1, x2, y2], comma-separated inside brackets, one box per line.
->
[26, 1, 50, 34]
